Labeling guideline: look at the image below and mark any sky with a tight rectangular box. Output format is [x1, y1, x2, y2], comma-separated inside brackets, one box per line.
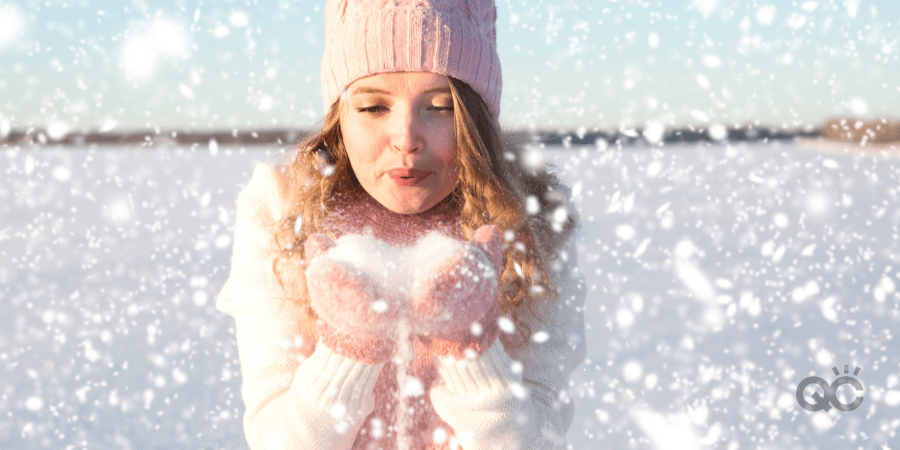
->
[0, 0, 898, 134]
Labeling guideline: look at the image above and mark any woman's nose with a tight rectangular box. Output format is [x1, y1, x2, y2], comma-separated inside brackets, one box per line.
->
[389, 108, 424, 154]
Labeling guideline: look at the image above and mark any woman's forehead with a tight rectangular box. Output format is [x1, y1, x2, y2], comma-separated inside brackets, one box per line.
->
[348, 72, 451, 96]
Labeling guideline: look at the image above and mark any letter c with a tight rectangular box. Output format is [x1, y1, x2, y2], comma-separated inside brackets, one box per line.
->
[829, 376, 864, 412]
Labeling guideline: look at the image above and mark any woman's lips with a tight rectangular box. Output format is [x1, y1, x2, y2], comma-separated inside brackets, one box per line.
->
[387, 168, 430, 186]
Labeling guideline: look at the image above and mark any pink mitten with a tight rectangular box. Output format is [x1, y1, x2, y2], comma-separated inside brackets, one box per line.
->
[410, 225, 504, 358]
[305, 234, 400, 364]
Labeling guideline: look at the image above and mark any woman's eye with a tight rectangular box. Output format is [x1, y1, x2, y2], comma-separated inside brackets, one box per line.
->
[357, 105, 386, 113]
[429, 105, 454, 112]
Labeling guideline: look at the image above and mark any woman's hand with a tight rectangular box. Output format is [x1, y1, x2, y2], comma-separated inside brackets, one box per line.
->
[410, 225, 504, 358]
[304, 234, 400, 364]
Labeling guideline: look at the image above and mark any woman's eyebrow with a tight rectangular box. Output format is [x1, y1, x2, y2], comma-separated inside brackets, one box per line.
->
[423, 86, 452, 94]
[350, 86, 391, 95]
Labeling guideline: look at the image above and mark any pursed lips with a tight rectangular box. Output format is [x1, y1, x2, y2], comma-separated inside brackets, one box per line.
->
[387, 168, 430, 186]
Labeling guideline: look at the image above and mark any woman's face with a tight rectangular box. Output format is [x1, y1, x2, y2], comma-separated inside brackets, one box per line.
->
[340, 72, 458, 215]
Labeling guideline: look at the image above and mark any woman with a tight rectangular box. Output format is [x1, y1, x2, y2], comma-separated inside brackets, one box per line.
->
[216, 1, 586, 449]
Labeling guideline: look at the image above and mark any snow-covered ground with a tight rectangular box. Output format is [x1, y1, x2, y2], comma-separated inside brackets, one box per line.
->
[2, 142, 899, 449]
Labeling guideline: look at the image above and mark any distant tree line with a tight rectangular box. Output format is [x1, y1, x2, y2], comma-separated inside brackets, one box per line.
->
[2, 118, 898, 148]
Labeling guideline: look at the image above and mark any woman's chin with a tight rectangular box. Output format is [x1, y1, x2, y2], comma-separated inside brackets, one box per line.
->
[375, 192, 445, 215]
[383, 199, 433, 215]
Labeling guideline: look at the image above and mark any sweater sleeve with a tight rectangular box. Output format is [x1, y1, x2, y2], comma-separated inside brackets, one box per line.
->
[216, 163, 383, 450]
[429, 222, 587, 450]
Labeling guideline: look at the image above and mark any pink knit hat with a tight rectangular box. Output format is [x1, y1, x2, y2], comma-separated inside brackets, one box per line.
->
[321, 0, 502, 118]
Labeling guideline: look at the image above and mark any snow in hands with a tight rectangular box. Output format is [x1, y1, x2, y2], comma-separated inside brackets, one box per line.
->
[304, 225, 504, 340]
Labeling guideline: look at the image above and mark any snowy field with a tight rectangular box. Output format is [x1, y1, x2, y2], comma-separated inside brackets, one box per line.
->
[2, 142, 900, 449]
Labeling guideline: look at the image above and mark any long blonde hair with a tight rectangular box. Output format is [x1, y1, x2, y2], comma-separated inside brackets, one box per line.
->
[273, 76, 577, 341]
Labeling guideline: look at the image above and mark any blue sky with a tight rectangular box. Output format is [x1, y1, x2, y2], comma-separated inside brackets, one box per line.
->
[0, 0, 897, 133]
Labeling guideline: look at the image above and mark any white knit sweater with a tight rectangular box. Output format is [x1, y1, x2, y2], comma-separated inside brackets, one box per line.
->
[216, 163, 587, 450]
